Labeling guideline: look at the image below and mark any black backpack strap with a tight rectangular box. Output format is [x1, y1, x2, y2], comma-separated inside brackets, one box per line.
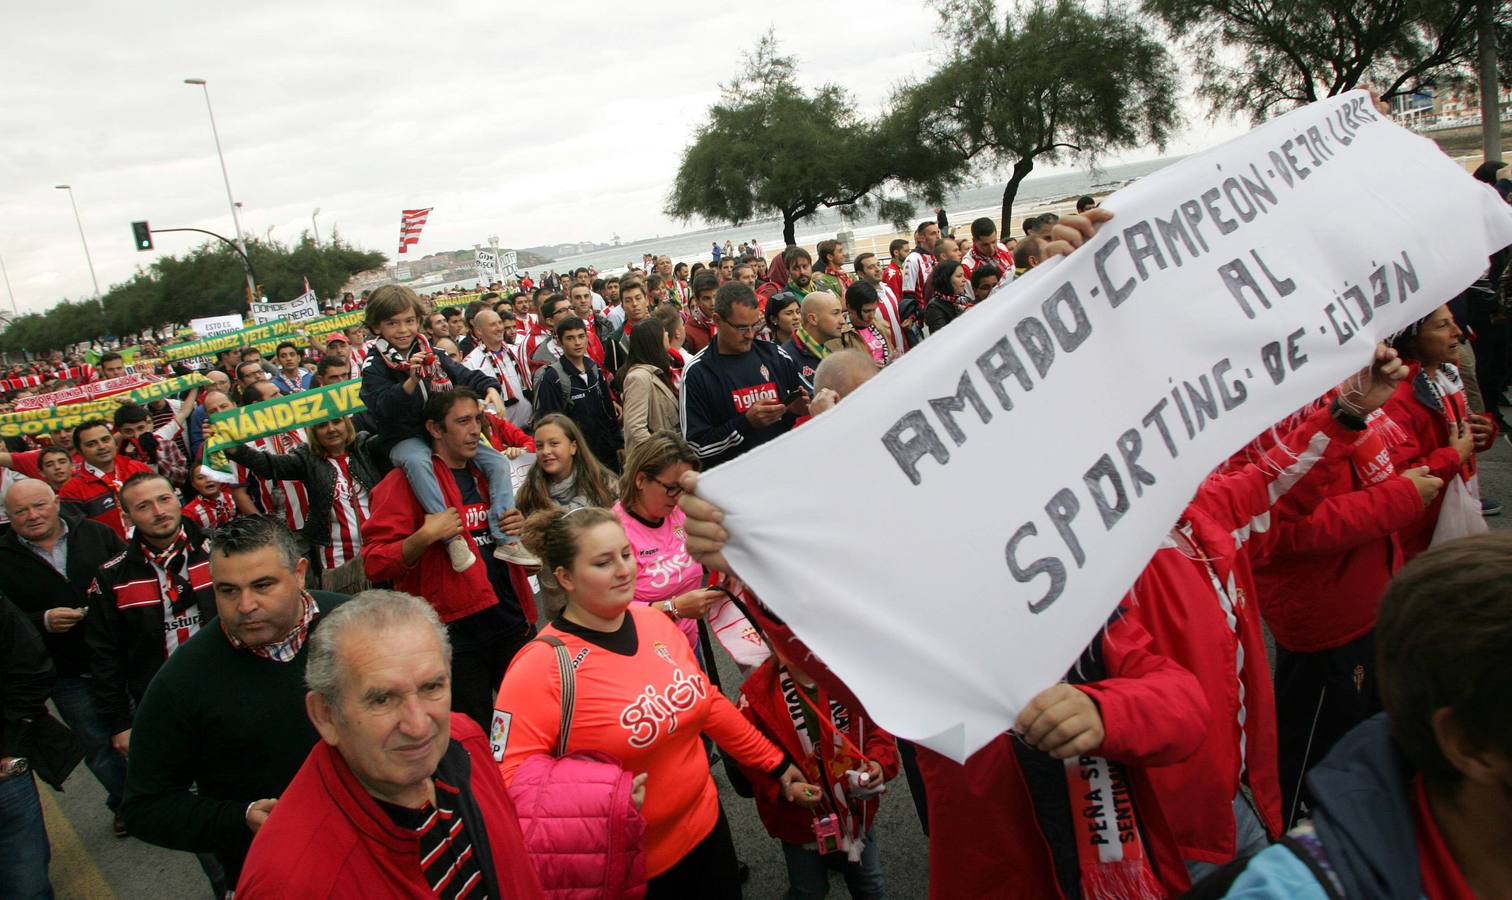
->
[535, 635, 575, 757]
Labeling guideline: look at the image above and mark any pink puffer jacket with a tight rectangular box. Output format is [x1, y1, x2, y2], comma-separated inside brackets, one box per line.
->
[507, 750, 648, 899]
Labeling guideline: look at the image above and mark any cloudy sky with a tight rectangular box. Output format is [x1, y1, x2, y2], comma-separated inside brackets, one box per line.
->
[1, 0, 1245, 315]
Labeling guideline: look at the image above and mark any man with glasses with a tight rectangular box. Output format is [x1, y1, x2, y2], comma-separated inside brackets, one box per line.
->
[681, 281, 808, 468]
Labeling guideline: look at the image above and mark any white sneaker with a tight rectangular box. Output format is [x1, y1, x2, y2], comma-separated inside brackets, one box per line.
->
[446, 539, 477, 573]
[493, 541, 540, 567]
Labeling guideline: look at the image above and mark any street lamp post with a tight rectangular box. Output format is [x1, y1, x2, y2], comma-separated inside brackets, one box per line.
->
[184, 78, 257, 305]
[312, 208, 321, 246]
[54, 185, 102, 307]
[0, 248, 17, 314]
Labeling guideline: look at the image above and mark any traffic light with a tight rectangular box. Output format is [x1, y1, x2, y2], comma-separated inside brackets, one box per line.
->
[131, 221, 153, 251]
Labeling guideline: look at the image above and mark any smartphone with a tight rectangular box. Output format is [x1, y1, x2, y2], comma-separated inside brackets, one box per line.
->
[783, 387, 807, 406]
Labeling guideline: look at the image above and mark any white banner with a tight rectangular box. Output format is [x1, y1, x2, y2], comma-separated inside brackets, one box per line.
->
[189, 314, 244, 338]
[475, 248, 500, 284]
[696, 92, 1512, 763]
[497, 250, 519, 281]
[250, 290, 320, 324]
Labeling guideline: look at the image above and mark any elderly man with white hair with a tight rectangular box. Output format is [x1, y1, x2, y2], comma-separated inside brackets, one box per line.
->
[237, 590, 543, 899]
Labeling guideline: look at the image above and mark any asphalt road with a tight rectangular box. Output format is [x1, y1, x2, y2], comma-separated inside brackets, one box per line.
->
[41, 436, 1512, 899]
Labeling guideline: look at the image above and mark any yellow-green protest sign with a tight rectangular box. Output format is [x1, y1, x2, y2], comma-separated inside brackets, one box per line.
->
[0, 407, 116, 439]
[303, 309, 366, 334]
[205, 378, 364, 455]
[116, 373, 213, 406]
[0, 374, 211, 438]
[160, 319, 295, 361]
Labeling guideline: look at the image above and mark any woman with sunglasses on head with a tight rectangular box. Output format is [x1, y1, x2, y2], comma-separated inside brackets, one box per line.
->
[614, 432, 722, 653]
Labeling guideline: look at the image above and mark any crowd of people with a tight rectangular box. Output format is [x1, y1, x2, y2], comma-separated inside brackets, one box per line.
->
[1, 166, 1511, 900]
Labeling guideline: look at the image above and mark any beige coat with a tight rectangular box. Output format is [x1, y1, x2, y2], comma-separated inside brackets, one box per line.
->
[621, 364, 681, 452]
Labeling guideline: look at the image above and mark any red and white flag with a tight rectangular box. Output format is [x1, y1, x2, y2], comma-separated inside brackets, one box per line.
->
[397, 208, 432, 254]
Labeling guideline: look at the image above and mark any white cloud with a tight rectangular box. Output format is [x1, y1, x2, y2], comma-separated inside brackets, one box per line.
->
[1, 0, 1246, 315]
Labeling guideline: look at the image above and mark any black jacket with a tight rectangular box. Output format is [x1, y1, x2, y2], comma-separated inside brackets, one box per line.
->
[227, 433, 386, 556]
[120, 591, 346, 883]
[359, 345, 500, 452]
[533, 356, 622, 467]
[0, 508, 126, 677]
[85, 519, 215, 734]
[0, 594, 55, 758]
[923, 295, 961, 335]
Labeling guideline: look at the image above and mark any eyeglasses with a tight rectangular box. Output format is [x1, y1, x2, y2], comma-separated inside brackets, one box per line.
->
[648, 474, 684, 497]
[721, 320, 761, 335]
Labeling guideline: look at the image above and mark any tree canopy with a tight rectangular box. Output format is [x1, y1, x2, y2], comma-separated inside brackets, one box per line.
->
[0, 233, 384, 355]
[1141, 0, 1511, 122]
[890, 0, 1180, 236]
[666, 34, 929, 248]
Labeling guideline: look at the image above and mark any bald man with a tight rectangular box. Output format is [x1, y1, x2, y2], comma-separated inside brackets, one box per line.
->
[810, 348, 879, 414]
[781, 291, 849, 391]
[0, 479, 130, 828]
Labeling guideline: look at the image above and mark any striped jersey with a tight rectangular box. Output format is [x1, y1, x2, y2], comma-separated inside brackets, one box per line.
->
[322, 454, 371, 569]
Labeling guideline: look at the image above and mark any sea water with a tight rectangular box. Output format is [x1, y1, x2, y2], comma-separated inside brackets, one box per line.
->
[423, 155, 1182, 289]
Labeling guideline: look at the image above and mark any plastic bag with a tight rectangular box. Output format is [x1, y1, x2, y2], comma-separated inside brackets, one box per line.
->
[1429, 473, 1488, 546]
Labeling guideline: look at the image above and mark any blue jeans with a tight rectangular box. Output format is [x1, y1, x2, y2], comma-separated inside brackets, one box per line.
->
[51, 675, 127, 810]
[389, 436, 519, 543]
[0, 774, 53, 900]
[781, 827, 884, 899]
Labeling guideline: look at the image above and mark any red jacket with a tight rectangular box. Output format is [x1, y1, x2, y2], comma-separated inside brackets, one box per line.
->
[1381, 363, 1494, 561]
[584, 327, 606, 369]
[734, 659, 900, 847]
[362, 458, 535, 625]
[734, 596, 1202, 899]
[1247, 401, 1425, 652]
[484, 411, 536, 453]
[1129, 405, 1364, 863]
[59, 454, 151, 537]
[918, 608, 1203, 900]
[237, 714, 544, 899]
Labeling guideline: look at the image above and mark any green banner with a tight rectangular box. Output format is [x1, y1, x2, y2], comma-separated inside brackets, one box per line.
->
[301, 308, 365, 335]
[205, 378, 364, 455]
[0, 374, 208, 438]
[160, 319, 295, 361]
[117, 373, 213, 407]
[85, 347, 142, 365]
[0, 406, 116, 439]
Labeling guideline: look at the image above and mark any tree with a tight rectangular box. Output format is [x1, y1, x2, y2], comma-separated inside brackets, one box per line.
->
[666, 34, 927, 248]
[0, 236, 385, 355]
[1141, 0, 1512, 123]
[890, 0, 1180, 237]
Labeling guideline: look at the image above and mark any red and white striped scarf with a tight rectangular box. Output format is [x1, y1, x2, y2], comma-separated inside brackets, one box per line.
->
[140, 527, 196, 616]
[374, 334, 452, 398]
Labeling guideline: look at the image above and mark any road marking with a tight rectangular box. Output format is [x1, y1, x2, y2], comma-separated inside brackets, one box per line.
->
[38, 782, 115, 899]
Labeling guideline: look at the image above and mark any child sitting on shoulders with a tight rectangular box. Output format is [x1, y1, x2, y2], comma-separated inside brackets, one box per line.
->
[358, 285, 536, 571]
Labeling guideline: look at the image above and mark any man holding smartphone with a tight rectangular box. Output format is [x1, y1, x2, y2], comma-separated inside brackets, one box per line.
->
[682, 281, 809, 469]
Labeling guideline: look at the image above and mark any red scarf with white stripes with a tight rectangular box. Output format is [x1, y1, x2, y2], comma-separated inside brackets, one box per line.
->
[375, 334, 452, 398]
[140, 527, 196, 615]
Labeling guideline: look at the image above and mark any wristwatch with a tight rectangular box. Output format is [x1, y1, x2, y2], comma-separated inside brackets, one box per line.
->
[0, 757, 29, 778]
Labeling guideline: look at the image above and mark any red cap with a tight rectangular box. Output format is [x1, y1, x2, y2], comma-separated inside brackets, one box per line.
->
[323, 332, 349, 344]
